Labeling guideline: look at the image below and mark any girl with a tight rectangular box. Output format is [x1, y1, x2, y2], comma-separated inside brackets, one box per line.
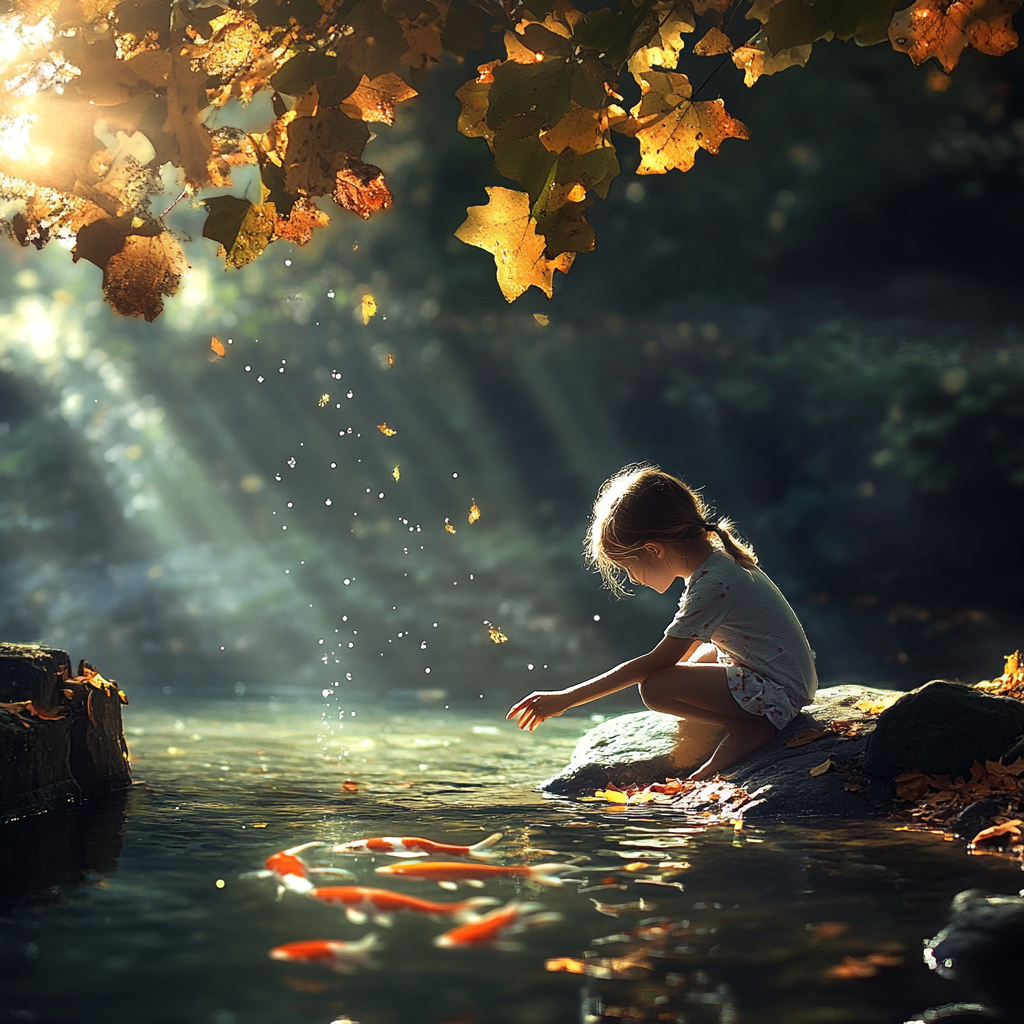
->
[507, 465, 817, 780]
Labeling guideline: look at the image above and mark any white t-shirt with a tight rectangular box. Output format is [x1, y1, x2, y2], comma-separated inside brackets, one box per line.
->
[664, 550, 818, 706]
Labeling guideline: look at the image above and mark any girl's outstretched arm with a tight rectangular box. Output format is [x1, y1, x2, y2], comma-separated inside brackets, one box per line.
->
[507, 635, 699, 731]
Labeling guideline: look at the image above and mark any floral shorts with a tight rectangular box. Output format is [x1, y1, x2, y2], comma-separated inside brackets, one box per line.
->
[719, 657, 801, 730]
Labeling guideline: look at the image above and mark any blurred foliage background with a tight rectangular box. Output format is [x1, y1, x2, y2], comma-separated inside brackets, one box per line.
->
[0, 37, 1021, 710]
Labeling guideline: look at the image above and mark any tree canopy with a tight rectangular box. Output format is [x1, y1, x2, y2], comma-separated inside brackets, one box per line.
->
[0, 0, 1018, 319]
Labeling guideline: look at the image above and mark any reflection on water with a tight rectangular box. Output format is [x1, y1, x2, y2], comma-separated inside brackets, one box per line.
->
[0, 697, 1022, 1024]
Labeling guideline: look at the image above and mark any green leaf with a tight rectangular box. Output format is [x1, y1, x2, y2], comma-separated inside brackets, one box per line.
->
[270, 51, 338, 96]
[491, 113, 559, 201]
[202, 195, 251, 251]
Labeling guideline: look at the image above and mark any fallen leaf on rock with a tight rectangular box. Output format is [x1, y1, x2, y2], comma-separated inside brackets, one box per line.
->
[854, 694, 900, 715]
[784, 727, 827, 747]
[977, 651, 1024, 700]
[809, 758, 833, 777]
[970, 819, 1022, 846]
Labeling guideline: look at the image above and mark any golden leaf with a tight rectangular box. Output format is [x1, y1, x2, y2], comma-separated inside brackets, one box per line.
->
[444, 520, 456, 534]
[545, 958, 586, 973]
[628, 2, 696, 72]
[103, 232, 189, 321]
[970, 819, 1022, 845]
[854, 693, 900, 715]
[539, 105, 613, 156]
[340, 73, 418, 125]
[809, 758, 833, 777]
[693, 26, 734, 55]
[334, 159, 393, 220]
[392, 465, 400, 481]
[387, 353, 394, 367]
[468, 501, 481, 524]
[487, 625, 508, 643]
[222, 201, 276, 269]
[533, 313, 550, 326]
[318, 393, 330, 407]
[454, 187, 574, 302]
[162, 48, 214, 188]
[362, 293, 378, 324]
[630, 71, 749, 174]
[731, 40, 812, 87]
[377, 422, 396, 436]
[210, 336, 226, 358]
[274, 198, 330, 246]
[888, 0, 1020, 73]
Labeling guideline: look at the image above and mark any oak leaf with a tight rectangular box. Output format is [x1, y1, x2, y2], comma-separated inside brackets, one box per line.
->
[732, 39, 813, 85]
[103, 230, 188, 321]
[454, 187, 575, 302]
[628, 1, 696, 72]
[162, 48, 213, 187]
[628, 71, 749, 174]
[274, 197, 330, 246]
[888, 0, 1020, 71]
[333, 160, 393, 220]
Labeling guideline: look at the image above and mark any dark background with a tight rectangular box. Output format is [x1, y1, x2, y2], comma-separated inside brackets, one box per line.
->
[1, 33, 1022, 709]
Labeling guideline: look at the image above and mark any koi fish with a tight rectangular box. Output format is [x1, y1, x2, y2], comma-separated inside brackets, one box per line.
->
[331, 832, 503, 859]
[374, 861, 576, 890]
[433, 901, 563, 951]
[240, 842, 354, 897]
[307, 886, 498, 926]
[269, 933, 381, 973]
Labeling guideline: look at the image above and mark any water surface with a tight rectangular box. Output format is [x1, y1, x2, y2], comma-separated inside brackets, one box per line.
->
[1, 698, 1021, 1024]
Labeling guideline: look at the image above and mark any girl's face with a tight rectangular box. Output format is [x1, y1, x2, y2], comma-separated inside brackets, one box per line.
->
[617, 545, 680, 594]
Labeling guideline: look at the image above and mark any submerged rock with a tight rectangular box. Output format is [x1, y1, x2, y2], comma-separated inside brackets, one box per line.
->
[0, 643, 131, 823]
[863, 681, 1024, 779]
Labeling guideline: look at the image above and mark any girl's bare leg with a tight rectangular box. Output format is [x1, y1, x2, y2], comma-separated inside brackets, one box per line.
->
[638, 664, 776, 780]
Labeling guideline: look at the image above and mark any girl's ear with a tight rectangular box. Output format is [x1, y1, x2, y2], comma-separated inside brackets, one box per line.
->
[643, 542, 667, 561]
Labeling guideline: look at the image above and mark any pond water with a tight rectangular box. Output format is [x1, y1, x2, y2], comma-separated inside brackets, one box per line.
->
[1, 698, 1022, 1024]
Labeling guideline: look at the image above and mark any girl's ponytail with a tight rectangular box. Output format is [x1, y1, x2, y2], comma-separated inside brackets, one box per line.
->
[587, 465, 757, 595]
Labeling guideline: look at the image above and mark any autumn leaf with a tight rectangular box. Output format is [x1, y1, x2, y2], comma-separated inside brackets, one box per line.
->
[970, 819, 1022, 846]
[694, 26, 735, 54]
[163, 48, 214, 188]
[341, 779, 359, 792]
[203, 196, 275, 269]
[545, 957, 586, 973]
[533, 313, 550, 325]
[444, 520, 456, 534]
[487, 625, 508, 643]
[809, 757, 833, 776]
[392, 465, 400, 481]
[627, 2, 695, 72]
[784, 727, 827, 747]
[625, 71, 749, 174]
[888, 0, 1020, 72]
[362, 294, 377, 324]
[211, 336, 226, 358]
[377, 422, 396, 436]
[854, 693, 900, 714]
[103, 231, 189, 321]
[731, 39, 813, 86]
[468, 501, 481, 524]
[340, 73, 417, 125]
[274, 198, 330, 246]
[318, 393, 329, 407]
[333, 159, 393, 219]
[823, 953, 903, 979]
[387, 353, 394, 367]
[455, 187, 574, 302]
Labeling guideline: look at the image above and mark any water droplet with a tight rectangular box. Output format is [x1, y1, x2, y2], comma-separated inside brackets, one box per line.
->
[528, 664, 534, 670]
[378, 492, 384, 499]
[244, 365, 251, 371]
[593, 614, 601, 621]
[327, 290, 335, 298]
[325, 499, 332, 506]
[424, 667, 431, 673]
[344, 578, 351, 585]
[284, 259, 292, 266]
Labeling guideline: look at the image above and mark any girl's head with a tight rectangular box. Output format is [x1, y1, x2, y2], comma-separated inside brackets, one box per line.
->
[586, 464, 757, 596]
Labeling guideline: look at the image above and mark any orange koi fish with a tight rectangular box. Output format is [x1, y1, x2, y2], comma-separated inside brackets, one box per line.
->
[332, 832, 503, 859]
[241, 842, 353, 897]
[433, 901, 563, 951]
[269, 933, 381, 973]
[307, 885, 498, 926]
[374, 861, 575, 890]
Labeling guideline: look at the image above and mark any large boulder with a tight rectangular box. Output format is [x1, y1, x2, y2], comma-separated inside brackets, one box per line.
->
[863, 680, 1024, 779]
[539, 684, 899, 818]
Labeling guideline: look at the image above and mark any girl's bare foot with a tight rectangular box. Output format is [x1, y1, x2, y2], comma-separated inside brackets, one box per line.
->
[687, 718, 775, 781]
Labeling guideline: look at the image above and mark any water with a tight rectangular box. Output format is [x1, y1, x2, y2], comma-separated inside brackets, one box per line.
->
[2, 698, 1022, 1024]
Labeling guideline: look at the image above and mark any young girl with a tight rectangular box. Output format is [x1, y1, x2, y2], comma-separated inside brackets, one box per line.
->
[507, 465, 817, 780]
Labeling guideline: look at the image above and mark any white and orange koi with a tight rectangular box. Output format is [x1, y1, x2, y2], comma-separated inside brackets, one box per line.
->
[241, 842, 354, 897]
[307, 885, 498, 926]
[374, 860, 575, 890]
[433, 901, 563, 951]
[269, 933, 381, 973]
[332, 832, 503, 859]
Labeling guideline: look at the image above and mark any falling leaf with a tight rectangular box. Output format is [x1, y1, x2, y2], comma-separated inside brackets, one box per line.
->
[454, 188, 575, 302]
[545, 957, 586, 973]
[533, 313, 550, 326]
[823, 952, 903, 979]
[362, 293, 377, 324]
[487, 625, 508, 643]
[392, 465, 400, 481]
[445, 520, 456, 534]
[318, 393, 330, 407]
[693, 26, 734, 55]
[888, 0, 1020, 72]
[626, 71, 749, 175]
[377, 423, 396, 436]
[809, 758, 833, 777]
[468, 501, 481, 524]
[210, 336, 226, 358]
[809, 921, 849, 941]
[387, 353, 395, 367]
[342, 780, 359, 792]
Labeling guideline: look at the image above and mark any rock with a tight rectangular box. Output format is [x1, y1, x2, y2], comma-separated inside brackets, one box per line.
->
[953, 801, 1005, 842]
[538, 713, 725, 796]
[539, 684, 898, 818]
[921, 890, 1024, 1024]
[863, 681, 1024, 779]
[0, 644, 131, 823]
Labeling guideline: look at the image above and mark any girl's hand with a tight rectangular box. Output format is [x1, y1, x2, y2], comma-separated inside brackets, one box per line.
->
[506, 690, 571, 732]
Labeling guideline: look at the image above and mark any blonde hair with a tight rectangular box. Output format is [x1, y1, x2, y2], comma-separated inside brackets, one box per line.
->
[585, 464, 757, 597]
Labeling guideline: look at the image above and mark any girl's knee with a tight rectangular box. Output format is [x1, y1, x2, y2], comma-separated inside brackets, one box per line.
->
[638, 671, 674, 711]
